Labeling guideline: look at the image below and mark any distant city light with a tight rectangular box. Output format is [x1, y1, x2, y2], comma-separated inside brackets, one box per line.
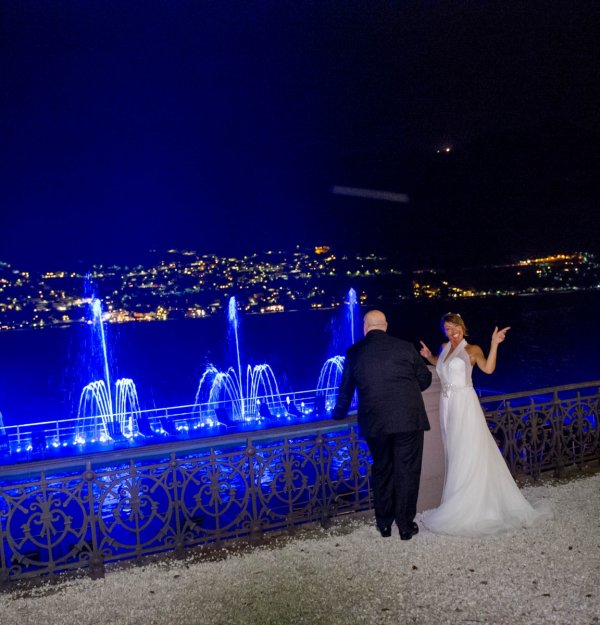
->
[0, 249, 596, 331]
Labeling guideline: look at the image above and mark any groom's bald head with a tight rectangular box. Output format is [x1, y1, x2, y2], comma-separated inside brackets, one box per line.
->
[363, 310, 388, 335]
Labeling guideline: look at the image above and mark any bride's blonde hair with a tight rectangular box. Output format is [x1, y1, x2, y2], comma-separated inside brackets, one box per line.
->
[440, 312, 468, 336]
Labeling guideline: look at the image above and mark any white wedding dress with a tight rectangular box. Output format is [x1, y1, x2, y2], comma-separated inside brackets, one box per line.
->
[422, 339, 552, 536]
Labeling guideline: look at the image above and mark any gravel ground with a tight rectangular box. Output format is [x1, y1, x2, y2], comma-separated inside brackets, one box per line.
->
[2, 472, 599, 625]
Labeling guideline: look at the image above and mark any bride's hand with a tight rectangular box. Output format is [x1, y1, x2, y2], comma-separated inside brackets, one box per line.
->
[492, 326, 510, 346]
[419, 340, 433, 360]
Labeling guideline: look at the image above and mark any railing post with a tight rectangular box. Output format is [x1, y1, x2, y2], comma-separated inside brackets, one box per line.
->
[316, 431, 331, 528]
[575, 391, 582, 468]
[503, 400, 516, 474]
[0, 482, 8, 588]
[596, 386, 600, 465]
[553, 389, 564, 478]
[529, 398, 540, 479]
[84, 461, 105, 579]
[170, 453, 185, 558]
[246, 438, 260, 544]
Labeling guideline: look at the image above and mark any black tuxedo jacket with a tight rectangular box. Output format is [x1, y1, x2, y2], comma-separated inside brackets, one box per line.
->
[332, 330, 432, 437]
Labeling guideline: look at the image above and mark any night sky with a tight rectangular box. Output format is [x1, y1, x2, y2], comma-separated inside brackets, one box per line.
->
[2, 1, 600, 270]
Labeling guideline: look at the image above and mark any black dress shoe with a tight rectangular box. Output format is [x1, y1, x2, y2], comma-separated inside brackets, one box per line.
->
[378, 525, 392, 538]
[399, 522, 419, 541]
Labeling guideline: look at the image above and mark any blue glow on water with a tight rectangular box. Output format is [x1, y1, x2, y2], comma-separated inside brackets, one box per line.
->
[0, 291, 363, 464]
[0, 290, 598, 465]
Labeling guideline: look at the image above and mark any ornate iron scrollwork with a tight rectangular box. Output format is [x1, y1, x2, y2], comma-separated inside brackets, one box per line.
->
[1, 380, 598, 585]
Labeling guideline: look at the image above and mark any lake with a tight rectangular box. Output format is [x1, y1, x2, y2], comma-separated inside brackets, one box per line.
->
[0, 290, 598, 426]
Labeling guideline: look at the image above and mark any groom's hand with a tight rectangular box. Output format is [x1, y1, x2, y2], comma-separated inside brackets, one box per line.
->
[331, 409, 347, 421]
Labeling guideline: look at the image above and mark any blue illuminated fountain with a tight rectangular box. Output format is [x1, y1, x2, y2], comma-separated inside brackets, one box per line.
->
[315, 288, 360, 413]
[315, 355, 345, 410]
[347, 287, 359, 344]
[194, 297, 285, 423]
[0, 410, 7, 453]
[1, 288, 361, 460]
[75, 297, 142, 443]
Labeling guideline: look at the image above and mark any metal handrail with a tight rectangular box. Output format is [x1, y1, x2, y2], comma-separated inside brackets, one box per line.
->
[0, 387, 346, 467]
[479, 380, 600, 404]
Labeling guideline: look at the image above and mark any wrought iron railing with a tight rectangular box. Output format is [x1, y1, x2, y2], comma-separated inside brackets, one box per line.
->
[0, 380, 598, 586]
[481, 381, 600, 478]
[0, 420, 372, 586]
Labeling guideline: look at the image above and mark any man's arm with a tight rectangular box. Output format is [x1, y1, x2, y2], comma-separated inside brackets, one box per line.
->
[413, 347, 433, 391]
[331, 355, 355, 420]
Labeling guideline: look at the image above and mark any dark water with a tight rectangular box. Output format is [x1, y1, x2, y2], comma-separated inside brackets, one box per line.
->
[0, 291, 598, 427]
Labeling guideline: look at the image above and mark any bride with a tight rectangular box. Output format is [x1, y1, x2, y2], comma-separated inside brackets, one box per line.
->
[419, 313, 551, 536]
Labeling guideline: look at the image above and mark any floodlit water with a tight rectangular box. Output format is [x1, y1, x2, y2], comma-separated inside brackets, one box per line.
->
[0, 291, 598, 427]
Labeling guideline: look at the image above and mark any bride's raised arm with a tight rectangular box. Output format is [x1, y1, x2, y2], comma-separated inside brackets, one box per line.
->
[471, 326, 510, 374]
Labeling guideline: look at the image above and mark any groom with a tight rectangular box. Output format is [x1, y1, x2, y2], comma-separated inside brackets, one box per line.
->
[332, 310, 432, 539]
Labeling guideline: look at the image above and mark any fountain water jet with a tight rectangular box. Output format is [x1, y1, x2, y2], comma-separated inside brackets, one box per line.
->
[315, 355, 345, 412]
[347, 287, 359, 345]
[75, 297, 142, 443]
[315, 288, 360, 414]
[228, 295, 245, 418]
[195, 297, 285, 423]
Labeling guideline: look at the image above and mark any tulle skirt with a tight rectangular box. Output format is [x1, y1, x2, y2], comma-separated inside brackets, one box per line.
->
[421, 388, 552, 537]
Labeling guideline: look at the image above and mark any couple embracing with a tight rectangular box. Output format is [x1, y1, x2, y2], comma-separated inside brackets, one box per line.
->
[332, 310, 551, 539]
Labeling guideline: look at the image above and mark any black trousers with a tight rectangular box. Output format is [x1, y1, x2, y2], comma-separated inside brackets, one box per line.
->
[366, 430, 424, 533]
